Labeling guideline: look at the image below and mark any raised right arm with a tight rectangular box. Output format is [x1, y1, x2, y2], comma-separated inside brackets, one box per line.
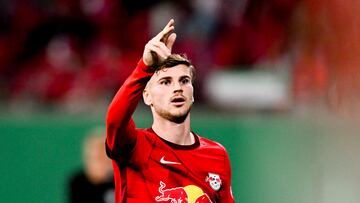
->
[105, 19, 177, 159]
[105, 59, 153, 159]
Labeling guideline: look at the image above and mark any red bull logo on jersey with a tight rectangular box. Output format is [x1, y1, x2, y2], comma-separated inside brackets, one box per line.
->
[155, 181, 213, 203]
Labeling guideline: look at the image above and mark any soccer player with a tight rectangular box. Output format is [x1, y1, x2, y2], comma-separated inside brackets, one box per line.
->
[106, 19, 234, 203]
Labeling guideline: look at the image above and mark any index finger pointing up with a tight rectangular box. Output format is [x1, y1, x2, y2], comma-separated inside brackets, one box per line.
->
[154, 19, 175, 42]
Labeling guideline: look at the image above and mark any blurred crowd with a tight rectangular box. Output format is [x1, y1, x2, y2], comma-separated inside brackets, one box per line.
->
[68, 127, 114, 203]
[1, 0, 359, 115]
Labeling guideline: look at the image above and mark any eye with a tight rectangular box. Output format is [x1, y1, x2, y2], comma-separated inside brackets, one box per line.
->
[160, 79, 170, 85]
[180, 78, 190, 85]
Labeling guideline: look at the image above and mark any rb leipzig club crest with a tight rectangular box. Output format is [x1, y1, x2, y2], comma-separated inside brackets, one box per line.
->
[205, 173, 222, 191]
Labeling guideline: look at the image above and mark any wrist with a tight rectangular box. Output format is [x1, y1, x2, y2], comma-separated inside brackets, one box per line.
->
[142, 58, 151, 66]
[139, 58, 156, 73]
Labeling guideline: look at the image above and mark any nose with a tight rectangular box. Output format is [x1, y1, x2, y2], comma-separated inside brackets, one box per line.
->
[173, 81, 183, 93]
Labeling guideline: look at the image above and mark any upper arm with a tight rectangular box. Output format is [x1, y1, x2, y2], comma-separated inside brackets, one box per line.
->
[106, 117, 138, 160]
[219, 149, 235, 202]
[105, 59, 153, 163]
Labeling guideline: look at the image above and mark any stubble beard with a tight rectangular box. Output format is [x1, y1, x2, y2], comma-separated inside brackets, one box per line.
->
[154, 104, 192, 124]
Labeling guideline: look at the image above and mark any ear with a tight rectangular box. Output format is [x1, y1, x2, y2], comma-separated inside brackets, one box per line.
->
[143, 88, 152, 106]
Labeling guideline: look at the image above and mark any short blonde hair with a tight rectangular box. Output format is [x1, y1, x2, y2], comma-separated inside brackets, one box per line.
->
[157, 54, 196, 82]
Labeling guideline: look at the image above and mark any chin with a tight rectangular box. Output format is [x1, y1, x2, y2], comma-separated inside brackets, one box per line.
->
[158, 106, 191, 124]
[173, 105, 192, 116]
[168, 112, 189, 124]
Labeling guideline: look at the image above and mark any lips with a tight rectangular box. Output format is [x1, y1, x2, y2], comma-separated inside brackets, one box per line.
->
[171, 96, 186, 106]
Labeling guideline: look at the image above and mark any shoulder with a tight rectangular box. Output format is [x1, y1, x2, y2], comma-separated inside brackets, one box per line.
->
[138, 128, 157, 137]
[134, 127, 159, 145]
[196, 134, 229, 156]
[195, 134, 232, 175]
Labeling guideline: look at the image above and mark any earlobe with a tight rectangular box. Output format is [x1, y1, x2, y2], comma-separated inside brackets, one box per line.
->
[143, 90, 152, 106]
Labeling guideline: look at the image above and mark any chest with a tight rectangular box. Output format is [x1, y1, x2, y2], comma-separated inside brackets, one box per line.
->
[129, 140, 226, 202]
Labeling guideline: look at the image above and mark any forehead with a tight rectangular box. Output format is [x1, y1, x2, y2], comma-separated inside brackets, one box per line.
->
[151, 64, 191, 81]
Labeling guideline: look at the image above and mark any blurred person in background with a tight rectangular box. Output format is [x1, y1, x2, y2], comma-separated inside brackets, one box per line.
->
[69, 127, 114, 203]
[106, 19, 234, 202]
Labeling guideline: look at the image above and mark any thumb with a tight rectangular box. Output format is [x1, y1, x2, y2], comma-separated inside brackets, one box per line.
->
[166, 33, 177, 52]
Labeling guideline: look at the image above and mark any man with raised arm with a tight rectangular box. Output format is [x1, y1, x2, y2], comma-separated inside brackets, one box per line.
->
[106, 19, 234, 203]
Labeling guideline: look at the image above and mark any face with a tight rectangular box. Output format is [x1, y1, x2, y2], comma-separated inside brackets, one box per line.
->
[144, 64, 194, 123]
[84, 136, 112, 181]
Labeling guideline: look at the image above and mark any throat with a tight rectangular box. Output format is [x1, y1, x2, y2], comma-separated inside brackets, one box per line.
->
[152, 118, 194, 145]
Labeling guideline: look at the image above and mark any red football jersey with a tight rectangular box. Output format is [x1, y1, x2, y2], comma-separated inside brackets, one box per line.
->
[106, 59, 234, 203]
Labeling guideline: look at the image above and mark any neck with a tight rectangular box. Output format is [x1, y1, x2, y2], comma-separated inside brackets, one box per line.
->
[152, 114, 194, 145]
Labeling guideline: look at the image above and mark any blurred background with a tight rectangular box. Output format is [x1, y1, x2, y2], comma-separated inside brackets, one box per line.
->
[1, 0, 360, 202]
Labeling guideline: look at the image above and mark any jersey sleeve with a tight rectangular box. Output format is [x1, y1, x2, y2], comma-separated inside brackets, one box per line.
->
[220, 150, 235, 202]
[106, 58, 154, 161]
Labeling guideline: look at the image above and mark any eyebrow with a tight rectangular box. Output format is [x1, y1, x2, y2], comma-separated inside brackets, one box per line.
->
[179, 75, 191, 80]
[158, 75, 191, 82]
[157, 76, 172, 82]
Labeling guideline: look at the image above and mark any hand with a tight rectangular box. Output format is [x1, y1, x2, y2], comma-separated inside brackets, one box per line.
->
[143, 19, 177, 67]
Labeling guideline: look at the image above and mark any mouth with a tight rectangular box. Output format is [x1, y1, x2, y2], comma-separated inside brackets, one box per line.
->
[171, 96, 186, 106]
